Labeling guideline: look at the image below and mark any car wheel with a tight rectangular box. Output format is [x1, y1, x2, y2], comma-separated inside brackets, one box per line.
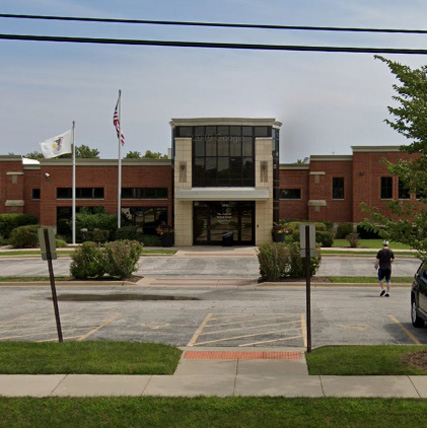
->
[411, 297, 425, 328]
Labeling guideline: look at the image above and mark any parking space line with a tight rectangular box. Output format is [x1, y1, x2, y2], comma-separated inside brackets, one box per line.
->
[240, 335, 304, 347]
[194, 327, 302, 346]
[187, 313, 214, 347]
[388, 314, 421, 345]
[0, 327, 91, 341]
[201, 320, 301, 336]
[205, 315, 291, 328]
[77, 312, 121, 342]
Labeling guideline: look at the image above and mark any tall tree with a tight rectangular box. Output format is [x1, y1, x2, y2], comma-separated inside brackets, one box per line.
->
[124, 150, 143, 159]
[25, 144, 100, 159]
[124, 150, 167, 159]
[362, 56, 427, 258]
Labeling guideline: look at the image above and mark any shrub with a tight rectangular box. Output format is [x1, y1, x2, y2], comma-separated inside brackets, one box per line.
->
[76, 208, 117, 242]
[322, 221, 334, 233]
[335, 223, 354, 239]
[257, 242, 321, 281]
[0, 214, 38, 238]
[70, 242, 107, 279]
[316, 230, 334, 247]
[115, 226, 139, 241]
[104, 240, 143, 279]
[55, 238, 68, 248]
[9, 225, 39, 248]
[88, 229, 109, 243]
[357, 223, 381, 239]
[346, 232, 360, 248]
[138, 234, 162, 246]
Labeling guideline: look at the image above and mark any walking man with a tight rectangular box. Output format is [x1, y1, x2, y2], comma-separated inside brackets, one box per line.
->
[374, 240, 395, 297]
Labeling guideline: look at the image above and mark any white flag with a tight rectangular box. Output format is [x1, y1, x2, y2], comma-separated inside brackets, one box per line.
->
[39, 130, 72, 158]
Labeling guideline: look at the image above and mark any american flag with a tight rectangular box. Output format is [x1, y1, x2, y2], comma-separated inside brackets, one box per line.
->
[113, 97, 125, 146]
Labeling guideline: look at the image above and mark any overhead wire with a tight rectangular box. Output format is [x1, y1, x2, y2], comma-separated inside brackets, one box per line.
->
[1, 13, 427, 35]
[0, 33, 427, 55]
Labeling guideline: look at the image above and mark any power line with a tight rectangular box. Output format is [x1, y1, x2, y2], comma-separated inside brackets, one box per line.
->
[1, 13, 427, 35]
[1, 33, 427, 55]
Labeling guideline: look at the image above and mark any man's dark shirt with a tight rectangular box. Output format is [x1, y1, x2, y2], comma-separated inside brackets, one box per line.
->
[376, 248, 395, 270]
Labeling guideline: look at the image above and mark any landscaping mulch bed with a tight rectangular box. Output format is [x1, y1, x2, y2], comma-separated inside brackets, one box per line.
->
[401, 350, 427, 372]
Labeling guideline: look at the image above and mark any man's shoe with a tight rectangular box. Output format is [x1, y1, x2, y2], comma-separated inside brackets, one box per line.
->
[385, 293, 390, 297]
[380, 290, 386, 296]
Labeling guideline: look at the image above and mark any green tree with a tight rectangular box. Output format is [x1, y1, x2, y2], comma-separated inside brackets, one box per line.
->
[362, 56, 427, 258]
[124, 150, 143, 159]
[141, 150, 168, 159]
[25, 144, 100, 159]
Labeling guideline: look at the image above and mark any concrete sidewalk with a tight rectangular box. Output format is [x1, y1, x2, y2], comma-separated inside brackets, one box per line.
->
[1, 347, 426, 398]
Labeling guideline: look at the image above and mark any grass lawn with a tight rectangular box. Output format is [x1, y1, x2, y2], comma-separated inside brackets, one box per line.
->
[0, 341, 181, 374]
[333, 239, 412, 249]
[0, 397, 426, 428]
[306, 345, 427, 375]
[0, 249, 176, 257]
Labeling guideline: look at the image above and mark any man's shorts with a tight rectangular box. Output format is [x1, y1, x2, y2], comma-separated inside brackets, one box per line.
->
[378, 268, 391, 283]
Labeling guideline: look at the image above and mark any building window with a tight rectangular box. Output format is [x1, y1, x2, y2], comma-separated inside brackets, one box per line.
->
[121, 188, 168, 199]
[381, 177, 393, 199]
[332, 177, 344, 199]
[280, 189, 301, 200]
[121, 207, 168, 234]
[180, 125, 261, 187]
[398, 178, 410, 199]
[57, 188, 104, 199]
[32, 189, 40, 200]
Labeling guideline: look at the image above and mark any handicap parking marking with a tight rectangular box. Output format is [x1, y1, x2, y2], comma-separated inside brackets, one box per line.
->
[0, 311, 121, 342]
[188, 312, 305, 347]
[388, 314, 421, 345]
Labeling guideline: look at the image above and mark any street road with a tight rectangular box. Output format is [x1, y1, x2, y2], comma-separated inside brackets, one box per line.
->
[0, 255, 421, 278]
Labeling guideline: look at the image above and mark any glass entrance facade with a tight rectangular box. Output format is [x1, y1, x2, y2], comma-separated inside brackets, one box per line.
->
[193, 201, 255, 245]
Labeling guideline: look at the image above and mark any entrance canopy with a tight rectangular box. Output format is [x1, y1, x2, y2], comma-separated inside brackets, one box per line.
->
[175, 187, 270, 201]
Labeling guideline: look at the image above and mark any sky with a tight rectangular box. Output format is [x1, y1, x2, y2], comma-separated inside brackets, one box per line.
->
[2, 0, 427, 163]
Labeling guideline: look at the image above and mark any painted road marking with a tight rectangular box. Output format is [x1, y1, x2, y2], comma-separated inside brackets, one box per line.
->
[0, 311, 121, 342]
[388, 314, 421, 345]
[188, 313, 304, 347]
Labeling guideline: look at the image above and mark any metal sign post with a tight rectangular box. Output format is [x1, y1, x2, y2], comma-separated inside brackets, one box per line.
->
[38, 227, 63, 343]
[300, 224, 315, 353]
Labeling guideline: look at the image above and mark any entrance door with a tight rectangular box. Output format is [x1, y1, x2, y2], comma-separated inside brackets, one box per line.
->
[193, 201, 254, 245]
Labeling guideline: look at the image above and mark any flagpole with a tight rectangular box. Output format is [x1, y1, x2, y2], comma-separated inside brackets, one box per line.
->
[117, 90, 122, 229]
[71, 121, 76, 245]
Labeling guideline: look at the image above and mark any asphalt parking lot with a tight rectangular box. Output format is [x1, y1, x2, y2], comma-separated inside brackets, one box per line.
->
[1, 285, 426, 347]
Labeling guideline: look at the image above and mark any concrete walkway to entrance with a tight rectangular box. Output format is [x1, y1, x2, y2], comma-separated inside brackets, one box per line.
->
[1, 347, 426, 398]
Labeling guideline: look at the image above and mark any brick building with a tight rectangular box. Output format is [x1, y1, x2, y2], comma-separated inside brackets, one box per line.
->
[0, 118, 417, 245]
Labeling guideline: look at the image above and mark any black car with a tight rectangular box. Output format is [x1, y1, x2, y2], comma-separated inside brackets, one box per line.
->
[411, 262, 427, 327]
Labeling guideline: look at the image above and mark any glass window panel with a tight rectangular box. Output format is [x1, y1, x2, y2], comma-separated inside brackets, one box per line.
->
[280, 189, 301, 199]
[195, 126, 205, 136]
[217, 126, 229, 136]
[230, 126, 242, 136]
[242, 126, 253, 136]
[242, 158, 254, 185]
[230, 158, 242, 179]
[254, 126, 270, 137]
[217, 158, 230, 185]
[206, 137, 216, 156]
[381, 177, 393, 199]
[205, 126, 216, 137]
[178, 126, 192, 137]
[32, 189, 40, 199]
[206, 157, 217, 185]
[93, 188, 104, 198]
[398, 178, 410, 199]
[242, 137, 253, 156]
[194, 137, 205, 156]
[332, 178, 344, 199]
[230, 138, 241, 156]
[218, 136, 229, 156]
[122, 188, 133, 199]
[193, 157, 206, 187]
